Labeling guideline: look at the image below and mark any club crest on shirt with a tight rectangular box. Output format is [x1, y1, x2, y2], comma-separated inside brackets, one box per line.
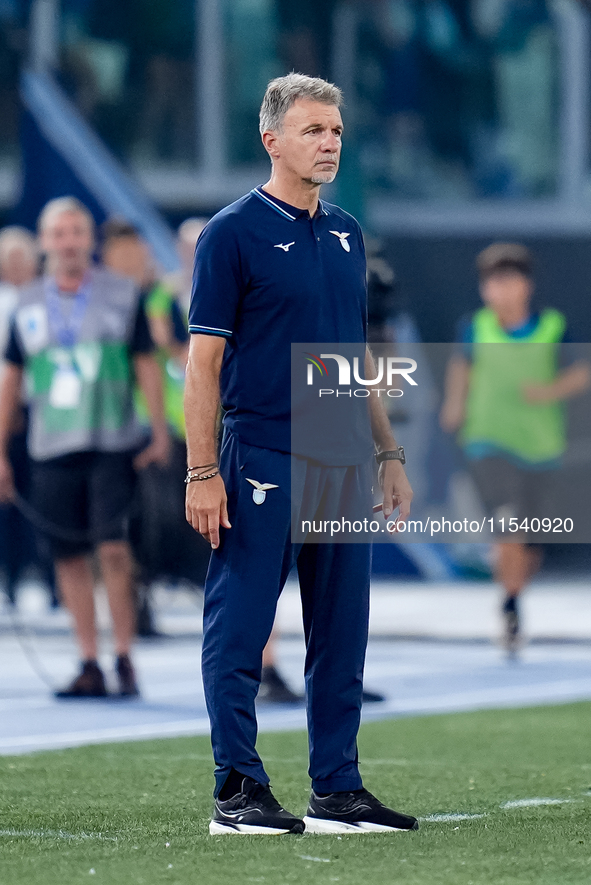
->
[329, 230, 351, 252]
[245, 477, 279, 505]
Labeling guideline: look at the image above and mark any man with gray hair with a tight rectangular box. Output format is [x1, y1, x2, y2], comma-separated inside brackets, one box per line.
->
[185, 73, 417, 834]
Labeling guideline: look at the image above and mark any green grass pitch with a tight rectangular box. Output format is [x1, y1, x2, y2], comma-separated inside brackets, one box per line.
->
[1, 702, 590, 885]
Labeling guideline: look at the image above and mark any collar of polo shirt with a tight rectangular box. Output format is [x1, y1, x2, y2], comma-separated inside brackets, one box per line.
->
[252, 186, 330, 221]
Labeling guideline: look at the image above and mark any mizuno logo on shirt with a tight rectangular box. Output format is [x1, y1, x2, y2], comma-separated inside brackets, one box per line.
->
[329, 230, 351, 252]
[274, 242, 295, 252]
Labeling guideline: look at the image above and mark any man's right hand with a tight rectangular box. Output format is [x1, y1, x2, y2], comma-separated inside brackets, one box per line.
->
[185, 472, 231, 549]
[0, 455, 15, 503]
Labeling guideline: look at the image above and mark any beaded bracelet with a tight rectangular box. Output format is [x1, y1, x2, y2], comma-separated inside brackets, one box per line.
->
[185, 469, 219, 484]
[186, 461, 218, 481]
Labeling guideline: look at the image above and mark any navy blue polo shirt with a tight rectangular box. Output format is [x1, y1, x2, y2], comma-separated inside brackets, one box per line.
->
[189, 186, 370, 458]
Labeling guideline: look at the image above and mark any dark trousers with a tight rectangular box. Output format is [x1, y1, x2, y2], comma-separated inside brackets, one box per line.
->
[202, 431, 372, 796]
[132, 437, 211, 586]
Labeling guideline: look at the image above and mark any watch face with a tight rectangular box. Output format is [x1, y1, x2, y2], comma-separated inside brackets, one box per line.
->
[377, 448, 405, 464]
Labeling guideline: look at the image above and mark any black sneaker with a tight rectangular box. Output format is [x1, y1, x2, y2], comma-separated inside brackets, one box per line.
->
[54, 660, 107, 699]
[257, 666, 303, 704]
[304, 788, 418, 834]
[210, 776, 305, 835]
[115, 654, 140, 697]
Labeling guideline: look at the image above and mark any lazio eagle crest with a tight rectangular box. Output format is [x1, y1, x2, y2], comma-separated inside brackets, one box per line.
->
[246, 478, 279, 505]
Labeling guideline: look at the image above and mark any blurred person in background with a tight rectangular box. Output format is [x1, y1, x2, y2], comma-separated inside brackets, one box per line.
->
[276, 0, 335, 79]
[0, 227, 39, 363]
[165, 217, 209, 316]
[102, 219, 210, 622]
[440, 243, 590, 653]
[377, 0, 426, 193]
[365, 237, 408, 430]
[0, 227, 38, 294]
[0, 227, 49, 607]
[471, 0, 555, 195]
[0, 197, 168, 697]
[366, 237, 399, 344]
[132, 0, 196, 162]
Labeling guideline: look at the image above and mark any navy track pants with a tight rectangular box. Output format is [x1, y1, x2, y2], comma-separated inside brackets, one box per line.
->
[202, 431, 373, 796]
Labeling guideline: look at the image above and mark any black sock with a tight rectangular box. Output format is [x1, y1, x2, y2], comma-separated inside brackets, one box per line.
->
[503, 596, 518, 614]
[218, 768, 246, 801]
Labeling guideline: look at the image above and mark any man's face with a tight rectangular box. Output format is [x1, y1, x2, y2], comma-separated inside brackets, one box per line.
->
[41, 210, 94, 273]
[0, 245, 37, 287]
[266, 99, 343, 185]
[103, 236, 153, 287]
[481, 270, 532, 315]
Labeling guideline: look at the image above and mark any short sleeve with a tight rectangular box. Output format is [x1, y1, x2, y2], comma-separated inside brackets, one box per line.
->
[4, 319, 25, 366]
[129, 299, 155, 354]
[188, 219, 245, 339]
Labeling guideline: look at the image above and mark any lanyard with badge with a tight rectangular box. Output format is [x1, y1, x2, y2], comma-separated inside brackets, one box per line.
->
[45, 274, 91, 409]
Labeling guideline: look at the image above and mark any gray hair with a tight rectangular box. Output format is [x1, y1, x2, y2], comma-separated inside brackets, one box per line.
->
[37, 196, 95, 233]
[259, 73, 343, 135]
[0, 226, 38, 263]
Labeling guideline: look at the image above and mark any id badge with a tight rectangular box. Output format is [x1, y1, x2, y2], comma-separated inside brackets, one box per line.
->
[49, 366, 82, 409]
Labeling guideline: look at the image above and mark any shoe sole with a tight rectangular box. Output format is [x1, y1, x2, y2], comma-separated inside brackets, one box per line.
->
[303, 816, 416, 834]
[209, 821, 302, 835]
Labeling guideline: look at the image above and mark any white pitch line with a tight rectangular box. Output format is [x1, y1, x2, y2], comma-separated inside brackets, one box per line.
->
[501, 798, 575, 809]
[422, 796, 585, 822]
[0, 829, 116, 841]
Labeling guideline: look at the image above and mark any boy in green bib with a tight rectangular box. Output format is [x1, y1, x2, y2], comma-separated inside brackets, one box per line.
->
[440, 243, 589, 653]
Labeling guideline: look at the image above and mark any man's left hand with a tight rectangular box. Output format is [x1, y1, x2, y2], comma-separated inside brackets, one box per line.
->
[379, 460, 413, 532]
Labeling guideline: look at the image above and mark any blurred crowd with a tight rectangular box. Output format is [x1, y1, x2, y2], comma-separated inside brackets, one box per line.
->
[0, 202, 212, 694]
[0, 200, 401, 703]
[0, 198, 337, 703]
[1, 0, 559, 199]
[355, 0, 556, 197]
[1, 194, 588, 702]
